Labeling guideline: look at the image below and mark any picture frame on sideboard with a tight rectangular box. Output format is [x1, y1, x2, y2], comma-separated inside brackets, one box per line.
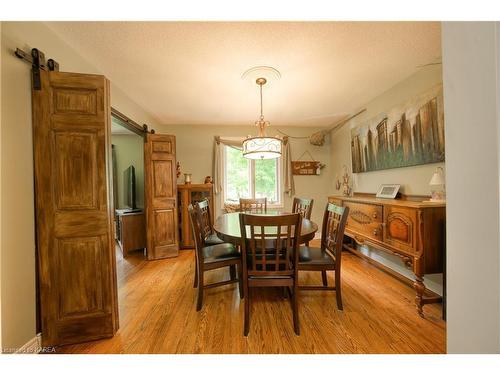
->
[376, 184, 401, 199]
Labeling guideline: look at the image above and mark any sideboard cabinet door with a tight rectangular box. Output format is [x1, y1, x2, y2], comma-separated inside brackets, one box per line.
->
[383, 206, 418, 255]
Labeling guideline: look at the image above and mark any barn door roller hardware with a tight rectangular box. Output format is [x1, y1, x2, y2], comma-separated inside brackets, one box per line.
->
[14, 47, 59, 90]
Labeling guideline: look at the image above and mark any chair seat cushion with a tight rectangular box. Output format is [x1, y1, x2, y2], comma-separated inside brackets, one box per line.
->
[298, 246, 335, 266]
[205, 232, 225, 245]
[202, 243, 240, 264]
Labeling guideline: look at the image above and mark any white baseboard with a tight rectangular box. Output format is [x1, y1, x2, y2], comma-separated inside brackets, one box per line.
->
[15, 334, 42, 354]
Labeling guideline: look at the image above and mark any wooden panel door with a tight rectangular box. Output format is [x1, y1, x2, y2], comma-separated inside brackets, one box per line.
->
[144, 134, 179, 259]
[32, 70, 118, 346]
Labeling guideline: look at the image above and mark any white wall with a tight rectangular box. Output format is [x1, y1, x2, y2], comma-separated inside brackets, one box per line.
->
[0, 21, 3, 351]
[0, 22, 157, 349]
[329, 64, 445, 294]
[497, 22, 500, 357]
[155, 124, 332, 226]
[443, 21, 500, 354]
[330, 64, 445, 196]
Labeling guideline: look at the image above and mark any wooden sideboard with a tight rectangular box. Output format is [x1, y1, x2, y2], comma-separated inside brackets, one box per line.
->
[328, 193, 446, 317]
[178, 183, 214, 249]
[115, 209, 147, 257]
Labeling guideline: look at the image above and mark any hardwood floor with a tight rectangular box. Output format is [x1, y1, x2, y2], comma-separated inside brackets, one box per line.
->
[56, 240, 446, 354]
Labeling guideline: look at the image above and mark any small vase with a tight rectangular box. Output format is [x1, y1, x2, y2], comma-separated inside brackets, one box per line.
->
[184, 173, 192, 184]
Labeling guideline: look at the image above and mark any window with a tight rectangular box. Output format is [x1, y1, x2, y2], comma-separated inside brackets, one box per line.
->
[223, 145, 281, 205]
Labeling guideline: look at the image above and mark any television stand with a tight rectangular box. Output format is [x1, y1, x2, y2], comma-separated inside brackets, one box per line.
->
[123, 208, 142, 214]
[115, 209, 146, 257]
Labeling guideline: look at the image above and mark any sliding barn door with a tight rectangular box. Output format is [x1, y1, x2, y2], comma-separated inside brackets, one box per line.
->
[144, 133, 179, 259]
[32, 70, 118, 346]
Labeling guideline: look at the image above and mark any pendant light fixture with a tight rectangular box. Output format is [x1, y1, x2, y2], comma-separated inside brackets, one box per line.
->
[242, 77, 282, 160]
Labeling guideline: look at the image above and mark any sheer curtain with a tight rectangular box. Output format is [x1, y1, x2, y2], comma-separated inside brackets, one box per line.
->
[282, 136, 295, 197]
[213, 136, 244, 195]
[212, 135, 295, 212]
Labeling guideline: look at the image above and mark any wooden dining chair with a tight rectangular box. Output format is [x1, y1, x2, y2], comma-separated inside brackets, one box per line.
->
[292, 197, 314, 246]
[196, 199, 238, 284]
[239, 212, 302, 336]
[188, 204, 243, 311]
[239, 197, 267, 213]
[197, 198, 225, 245]
[298, 202, 349, 310]
[292, 197, 314, 220]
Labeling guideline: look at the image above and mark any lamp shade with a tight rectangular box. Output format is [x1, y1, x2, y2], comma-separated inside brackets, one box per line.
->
[242, 136, 282, 159]
[429, 167, 445, 186]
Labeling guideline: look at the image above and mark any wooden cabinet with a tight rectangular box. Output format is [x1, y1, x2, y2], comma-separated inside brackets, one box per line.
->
[115, 209, 146, 257]
[329, 194, 446, 317]
[178, 184, 214, 249]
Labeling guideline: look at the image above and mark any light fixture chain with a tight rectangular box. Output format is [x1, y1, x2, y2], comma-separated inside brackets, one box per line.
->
[260, 82, 264, 120]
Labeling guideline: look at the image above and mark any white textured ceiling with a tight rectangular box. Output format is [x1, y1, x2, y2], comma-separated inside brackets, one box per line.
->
[45, 22, 441, 127]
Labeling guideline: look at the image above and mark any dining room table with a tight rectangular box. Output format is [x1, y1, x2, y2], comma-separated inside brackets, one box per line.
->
[213, 210, 318, 246]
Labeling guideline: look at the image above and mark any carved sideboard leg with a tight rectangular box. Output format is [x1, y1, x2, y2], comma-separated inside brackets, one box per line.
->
[414, 275, 426, 317]
[413, 256, 425, 317]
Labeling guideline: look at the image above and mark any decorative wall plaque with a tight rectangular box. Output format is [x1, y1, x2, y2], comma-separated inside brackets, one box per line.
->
[291, 161, 322, 175]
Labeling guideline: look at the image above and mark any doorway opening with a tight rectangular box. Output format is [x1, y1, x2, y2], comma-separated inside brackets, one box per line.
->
[111, 112, 147, 259]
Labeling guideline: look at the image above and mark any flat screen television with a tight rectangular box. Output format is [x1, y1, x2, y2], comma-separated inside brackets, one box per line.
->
[124, 165, 137, 210]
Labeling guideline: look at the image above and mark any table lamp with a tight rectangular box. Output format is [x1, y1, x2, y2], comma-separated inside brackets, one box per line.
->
[429, 167, 445, 202]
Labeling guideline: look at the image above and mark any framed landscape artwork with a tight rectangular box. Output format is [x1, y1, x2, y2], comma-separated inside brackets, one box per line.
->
[350, 84, 445, 173]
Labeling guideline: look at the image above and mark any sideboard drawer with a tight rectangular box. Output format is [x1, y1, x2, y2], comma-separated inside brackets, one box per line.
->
[344, 201, 383, 242]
